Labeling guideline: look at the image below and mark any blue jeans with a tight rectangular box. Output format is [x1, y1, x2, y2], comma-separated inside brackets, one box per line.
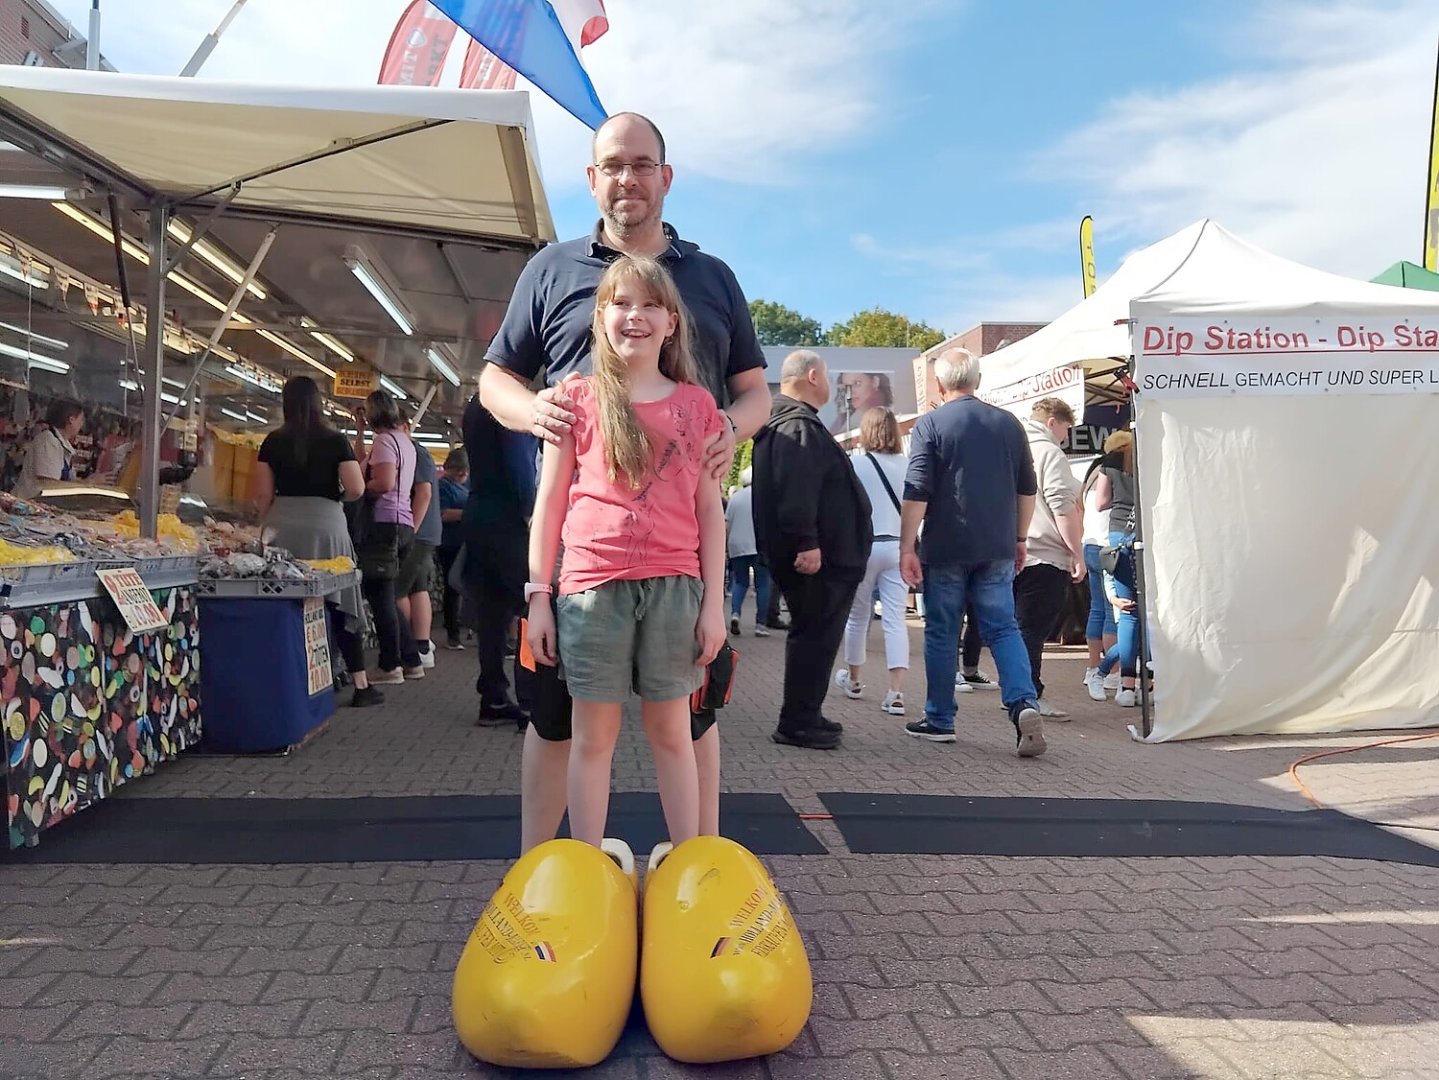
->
[922, 561, 1037, 731]
[1098, 531, 1140, 679]
[1083, 543, 1117, 640]
[728, 554, 772, 621]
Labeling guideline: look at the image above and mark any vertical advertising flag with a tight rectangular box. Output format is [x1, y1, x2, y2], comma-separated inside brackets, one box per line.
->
[461, 38, 518, 89]
[379, 1, 460, 86]
[1425, 39, 1439, 272]
[430, 0, 609, 128]
[1079, 215, 1097, 297]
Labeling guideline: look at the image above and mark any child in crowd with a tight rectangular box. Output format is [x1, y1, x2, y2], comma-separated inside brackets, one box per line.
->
[525, 256, 727, 849]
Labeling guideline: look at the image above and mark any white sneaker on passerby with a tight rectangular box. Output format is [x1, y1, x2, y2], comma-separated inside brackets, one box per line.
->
[1036, 697, 1068, 720]
[754, 623, 771, 637]
[881, 691, 905, 716]
[1085, 669, 1107, 702]
[959, 671, 998, 691]
[955, 674, 974, 694]
[418, 643, 436, 669]
[1115, 688, 1138, 707]
[1104, 671, 1121, 691]
[1082, 666, 1096, 686]
[834, 668, 863, 699]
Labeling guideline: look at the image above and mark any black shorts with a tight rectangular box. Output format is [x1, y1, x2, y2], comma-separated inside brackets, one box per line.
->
[522, 663, 718, 743]
[394, 540, 436, 597]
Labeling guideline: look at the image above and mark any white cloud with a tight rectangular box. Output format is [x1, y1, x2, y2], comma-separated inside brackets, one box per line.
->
[51, 0, 947, 192]
[1043, 0, 1439, 278]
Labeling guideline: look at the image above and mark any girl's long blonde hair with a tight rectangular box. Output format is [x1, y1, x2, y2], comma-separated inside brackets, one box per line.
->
[590, 255, 700, 487]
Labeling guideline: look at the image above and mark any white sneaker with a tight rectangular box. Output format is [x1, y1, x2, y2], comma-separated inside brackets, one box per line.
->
[1085, 669, 1107, 702]
[1036, 697, 1069, 720]
[1081, 666, 1096, 687]
[955, 674, 974, 694]
[753, 624, 771, 638]
[834, 668, 863, 699]
[1104, 671, 1121, 691]
[959, 671, 999, 691]
[881, 691, 905, 716]
[1115, 688, 1138, 707]
[418, 645, 436, 669]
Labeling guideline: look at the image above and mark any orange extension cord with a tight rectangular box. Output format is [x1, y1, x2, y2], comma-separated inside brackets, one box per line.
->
[1287, 731, 1439, 829]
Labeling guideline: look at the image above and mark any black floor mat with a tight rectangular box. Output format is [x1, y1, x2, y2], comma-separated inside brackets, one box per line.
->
[5, 792, 825, 864]
[819, 793, 1439, 868]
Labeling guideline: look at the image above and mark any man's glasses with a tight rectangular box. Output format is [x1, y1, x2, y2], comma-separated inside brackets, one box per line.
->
[594, 160, 664, 178]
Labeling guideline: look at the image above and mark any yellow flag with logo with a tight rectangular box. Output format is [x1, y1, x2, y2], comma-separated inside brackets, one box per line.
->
[1079, 215, 1097, 297]
[1426, 46, 1439, 272]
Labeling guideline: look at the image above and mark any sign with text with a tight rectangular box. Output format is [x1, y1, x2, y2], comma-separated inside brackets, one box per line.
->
[302, 597, 333, 697]
[1136, 317, 1439, 398]
[95, 567, 168, 634]
[979, 362, 1086, 419]
[334, 364, 379, 399]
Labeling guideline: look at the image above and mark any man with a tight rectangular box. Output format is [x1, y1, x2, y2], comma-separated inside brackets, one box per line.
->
[1016, 398, 1086, 718]
[461, 390, 537, 728]
[436, 447, 470, 651]
[752, 350, 873, 750]
[724, 466, 771, 638]
[395, 436, 439, 667]
[478, 112, 771, 850]
[899, 348, 1047, 758]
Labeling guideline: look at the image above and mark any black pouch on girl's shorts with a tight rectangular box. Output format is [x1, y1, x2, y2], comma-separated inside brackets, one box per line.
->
[691, 641, 739, 713]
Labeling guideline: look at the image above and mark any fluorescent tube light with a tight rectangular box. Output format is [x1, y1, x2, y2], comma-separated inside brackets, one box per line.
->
[245, 410, 267, 423]
[0, 253, 47, 289]
[255, 329, 335, 378]
[160, 391, 188, 406]
[300, 317, 357, 363]
[0, 184, 68, 200]
[344, 247, 415, 336]
[378, 375, 408, 400]
[426, 346, 461, 387]
[224, 364, 282, 394]
[167, 219, 267, 300]
[120, 379, 140, 392]
[0, 341, 68, 371]
[162, 376, 187, 389]
[0, 321, 67, 350]
[220, 408, 247, 422]
[53, 203, 252, 322]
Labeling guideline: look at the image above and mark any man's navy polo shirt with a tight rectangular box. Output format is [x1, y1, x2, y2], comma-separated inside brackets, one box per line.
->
[485, 221, 766, 407]
[903, 396, 1038, 567]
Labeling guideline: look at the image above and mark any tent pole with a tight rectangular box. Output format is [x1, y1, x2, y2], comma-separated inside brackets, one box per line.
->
[138, 202, 169, 540]
[1127, 359, 1154, 739]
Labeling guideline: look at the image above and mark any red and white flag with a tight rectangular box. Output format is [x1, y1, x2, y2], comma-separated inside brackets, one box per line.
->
[460, 38, 517, 90]
[378, 1, 460, 86]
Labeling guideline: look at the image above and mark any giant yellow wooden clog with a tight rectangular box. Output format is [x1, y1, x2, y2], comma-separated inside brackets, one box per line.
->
[453, 838, 638, 1069]
[641, 836, 813, 1063]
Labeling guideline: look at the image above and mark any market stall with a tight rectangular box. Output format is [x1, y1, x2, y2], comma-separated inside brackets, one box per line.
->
[1129, 221, 1439, 741]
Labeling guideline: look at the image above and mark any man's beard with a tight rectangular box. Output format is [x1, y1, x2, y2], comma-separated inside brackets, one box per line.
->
[602, 192, 663, 238]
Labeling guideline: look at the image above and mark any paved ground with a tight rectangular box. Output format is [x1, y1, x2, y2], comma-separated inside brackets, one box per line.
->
[3, 606, 1438, 1079]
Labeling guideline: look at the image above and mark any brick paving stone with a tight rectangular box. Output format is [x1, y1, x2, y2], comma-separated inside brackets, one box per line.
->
[84, 1035, 230, 1077]
[204, 1032, 349, 1075]
[879, 1048, 1007, 1079]
[0, 1036, 111, 1080]
[177, 1000, 308, 1038]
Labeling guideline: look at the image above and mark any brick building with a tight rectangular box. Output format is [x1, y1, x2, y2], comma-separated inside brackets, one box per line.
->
[912, 321, 1045, 412]
[0, 0, 114, 71]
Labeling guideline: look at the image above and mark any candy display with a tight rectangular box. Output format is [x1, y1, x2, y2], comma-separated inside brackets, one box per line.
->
[3, 586, 201, 848]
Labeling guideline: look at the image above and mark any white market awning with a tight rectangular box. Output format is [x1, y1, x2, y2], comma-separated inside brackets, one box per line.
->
[0, 67, 555, 245]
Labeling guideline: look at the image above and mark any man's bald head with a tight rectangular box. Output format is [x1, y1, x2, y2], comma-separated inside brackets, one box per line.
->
[592, 112, 666, 164]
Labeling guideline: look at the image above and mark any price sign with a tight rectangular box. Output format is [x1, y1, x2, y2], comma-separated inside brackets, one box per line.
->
[302, 597, 333, 696]
[95, 567, 168, 634]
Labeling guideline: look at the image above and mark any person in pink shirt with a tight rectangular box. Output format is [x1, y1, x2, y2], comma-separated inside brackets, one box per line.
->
[526, 256, 727, 849]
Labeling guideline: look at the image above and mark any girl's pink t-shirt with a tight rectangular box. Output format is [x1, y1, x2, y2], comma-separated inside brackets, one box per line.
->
[560, 377, 724, 595]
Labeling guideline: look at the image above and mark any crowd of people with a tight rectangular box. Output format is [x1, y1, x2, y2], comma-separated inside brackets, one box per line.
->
[250, 110, 1145, 856]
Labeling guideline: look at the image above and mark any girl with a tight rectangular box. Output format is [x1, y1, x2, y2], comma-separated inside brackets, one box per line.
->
[526, 255, 727, 849]
[1093, 430, 1140, 706]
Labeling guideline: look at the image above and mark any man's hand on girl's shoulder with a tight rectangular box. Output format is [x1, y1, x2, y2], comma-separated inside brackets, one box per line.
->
[531, 372, 583, 445]
[702, 413, 738, 480]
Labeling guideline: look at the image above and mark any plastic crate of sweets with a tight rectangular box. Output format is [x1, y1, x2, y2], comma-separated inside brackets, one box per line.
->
[194, 570, 360, 599]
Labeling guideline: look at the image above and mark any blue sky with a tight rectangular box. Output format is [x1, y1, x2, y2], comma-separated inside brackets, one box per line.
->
[50, 0, 1439, 337]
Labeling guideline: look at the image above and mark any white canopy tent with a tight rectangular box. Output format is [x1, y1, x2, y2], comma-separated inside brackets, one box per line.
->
[0, 68, 556, 534]
[1130, 220, 1439, 741]
[975, 221, 1215, 417]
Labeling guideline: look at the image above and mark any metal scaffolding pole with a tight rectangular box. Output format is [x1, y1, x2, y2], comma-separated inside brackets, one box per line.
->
[138, 203, 169, 540]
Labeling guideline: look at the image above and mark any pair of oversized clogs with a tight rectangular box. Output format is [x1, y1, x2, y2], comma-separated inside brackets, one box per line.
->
[452, 834, 812, 1069]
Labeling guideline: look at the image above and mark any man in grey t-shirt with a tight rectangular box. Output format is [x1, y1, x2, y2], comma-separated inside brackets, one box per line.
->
[396, 439, 441, 666]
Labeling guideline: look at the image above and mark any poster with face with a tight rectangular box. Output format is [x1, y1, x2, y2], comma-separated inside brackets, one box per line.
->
[828, 372, 895, 434]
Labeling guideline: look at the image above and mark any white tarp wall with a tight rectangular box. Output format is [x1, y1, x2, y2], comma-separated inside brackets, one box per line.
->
[1132, 224, 1439, 740]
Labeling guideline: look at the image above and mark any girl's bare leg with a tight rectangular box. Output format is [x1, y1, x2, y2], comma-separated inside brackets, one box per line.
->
[643, 696, 700, 845]
[567, 699, 623, 847]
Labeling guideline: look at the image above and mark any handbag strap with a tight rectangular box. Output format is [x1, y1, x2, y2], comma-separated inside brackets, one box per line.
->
[865, 452, 902, 514]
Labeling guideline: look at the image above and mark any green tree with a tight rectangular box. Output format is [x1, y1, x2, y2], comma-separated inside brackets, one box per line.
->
[725, 439, 754, 494]
[825, 307, 946, 352]
[748, 299, 823, 346]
